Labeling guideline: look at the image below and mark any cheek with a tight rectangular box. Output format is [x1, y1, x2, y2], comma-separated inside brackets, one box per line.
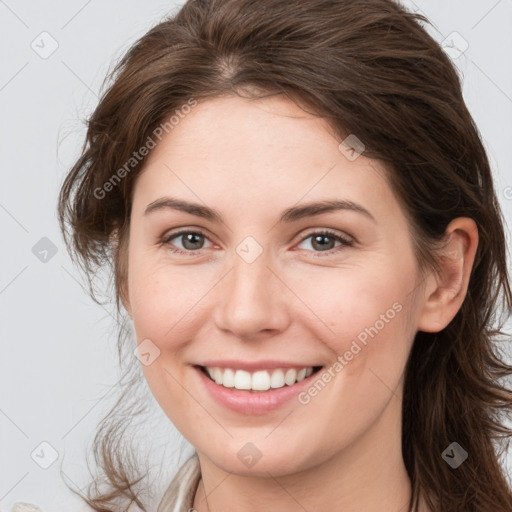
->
[128, 264, 205, 414]
[292, 273, 414, 452]
[128, 256, 214, 352]
[291, 260, 416, 401]
[293, 260, 411, 342]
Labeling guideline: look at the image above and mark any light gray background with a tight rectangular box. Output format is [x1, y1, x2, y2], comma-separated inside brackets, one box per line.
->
[1, 1, 511, 510]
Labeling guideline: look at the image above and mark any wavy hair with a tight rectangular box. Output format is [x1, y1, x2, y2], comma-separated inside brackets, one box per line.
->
[57, 0, 512, 510]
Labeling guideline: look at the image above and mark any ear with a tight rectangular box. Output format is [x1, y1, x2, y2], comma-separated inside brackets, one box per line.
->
[417, 217, 479, 333]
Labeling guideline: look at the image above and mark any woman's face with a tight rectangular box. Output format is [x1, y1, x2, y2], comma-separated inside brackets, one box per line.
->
[125, 94, 426, 477]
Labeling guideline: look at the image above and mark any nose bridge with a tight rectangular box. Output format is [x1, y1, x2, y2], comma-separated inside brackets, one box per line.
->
[213, 238, 288, 337]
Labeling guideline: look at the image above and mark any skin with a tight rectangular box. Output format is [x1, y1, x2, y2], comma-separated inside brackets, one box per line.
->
[122, 94, 478, 512]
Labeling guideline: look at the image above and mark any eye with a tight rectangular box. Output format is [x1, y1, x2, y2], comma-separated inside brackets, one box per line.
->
[296, 229, 353, 257]
[161, 228, 353, 257]
[161, 229, 213, 254]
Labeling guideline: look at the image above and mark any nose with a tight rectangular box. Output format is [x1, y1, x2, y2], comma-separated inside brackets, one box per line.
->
[212, 247, 291, 340]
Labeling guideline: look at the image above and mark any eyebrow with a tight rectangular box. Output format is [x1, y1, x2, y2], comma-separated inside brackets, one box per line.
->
[144, 196, 375, 223]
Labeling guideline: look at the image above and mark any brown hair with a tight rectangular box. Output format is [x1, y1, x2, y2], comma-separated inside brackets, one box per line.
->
[57, 0, 512, 510]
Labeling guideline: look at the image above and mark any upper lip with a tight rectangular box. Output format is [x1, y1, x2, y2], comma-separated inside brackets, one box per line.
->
[195, 360, 323, 371]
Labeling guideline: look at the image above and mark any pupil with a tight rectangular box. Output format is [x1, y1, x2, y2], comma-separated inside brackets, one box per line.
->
[313, 235, 333, 251]
[183, 233, 203, 250]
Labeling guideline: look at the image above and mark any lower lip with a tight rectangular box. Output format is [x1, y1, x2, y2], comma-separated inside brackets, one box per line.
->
[193, 366, 321, 415]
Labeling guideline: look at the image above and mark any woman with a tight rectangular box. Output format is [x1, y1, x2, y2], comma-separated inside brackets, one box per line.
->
[56, 0, 512, 511]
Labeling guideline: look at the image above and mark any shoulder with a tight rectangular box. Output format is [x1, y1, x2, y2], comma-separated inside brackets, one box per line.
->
[2, 504, 44, 512]
[157, 452, 201, 512]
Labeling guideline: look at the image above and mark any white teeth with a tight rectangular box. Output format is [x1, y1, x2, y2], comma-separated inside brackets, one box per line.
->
[284, 368, 297, 386]
[270, 369, 285, 388]
[252, 370, 271, 391]
[222, 368, 235, 387]
[203, 366, 317, 391]
[297, 368, 307, 381]
[234, 370, 252, 390]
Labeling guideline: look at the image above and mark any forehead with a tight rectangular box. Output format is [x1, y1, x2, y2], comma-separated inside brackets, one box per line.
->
[131, 94, 399, 223]
[144, 94, 354, 170]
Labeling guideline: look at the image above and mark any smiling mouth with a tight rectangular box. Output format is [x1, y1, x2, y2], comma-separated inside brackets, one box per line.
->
[195, 365, 324, 392]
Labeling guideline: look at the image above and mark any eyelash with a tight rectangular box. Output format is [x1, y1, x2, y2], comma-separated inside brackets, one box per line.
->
[161, 229, 354, 258]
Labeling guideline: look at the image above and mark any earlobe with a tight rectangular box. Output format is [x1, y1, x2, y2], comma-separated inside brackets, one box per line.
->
[417, 217, 479, 333]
